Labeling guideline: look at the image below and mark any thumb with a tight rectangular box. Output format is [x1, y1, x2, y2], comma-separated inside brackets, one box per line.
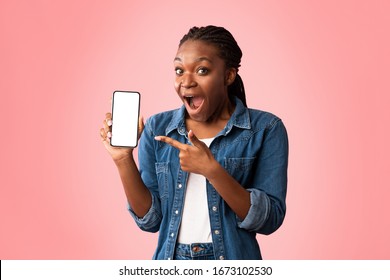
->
[188, 130, 203, 148]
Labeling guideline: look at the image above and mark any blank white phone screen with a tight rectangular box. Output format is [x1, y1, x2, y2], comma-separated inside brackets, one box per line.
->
[110, 91, 140, 147]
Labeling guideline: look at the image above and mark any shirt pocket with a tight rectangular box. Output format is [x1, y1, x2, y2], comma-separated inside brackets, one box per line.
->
[224, 157, 256, 186]
[155, 162, 169, 201]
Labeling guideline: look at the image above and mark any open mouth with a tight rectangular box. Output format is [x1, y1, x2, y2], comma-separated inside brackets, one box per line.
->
[184, 95, 204, 110]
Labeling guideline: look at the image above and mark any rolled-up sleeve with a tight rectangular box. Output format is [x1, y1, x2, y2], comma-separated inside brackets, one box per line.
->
[237, 188, 271, 231]
[128, 194, 162, 232]
[238, 118, 288, 234]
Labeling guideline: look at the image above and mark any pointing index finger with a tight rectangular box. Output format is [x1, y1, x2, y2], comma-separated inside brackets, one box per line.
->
[155, 136, 186, 150]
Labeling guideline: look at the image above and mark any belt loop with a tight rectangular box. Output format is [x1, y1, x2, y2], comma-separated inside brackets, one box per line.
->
[190, 243, 195, 258]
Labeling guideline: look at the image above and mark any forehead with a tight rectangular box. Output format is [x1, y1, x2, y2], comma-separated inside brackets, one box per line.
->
[175, 40, 221, 62]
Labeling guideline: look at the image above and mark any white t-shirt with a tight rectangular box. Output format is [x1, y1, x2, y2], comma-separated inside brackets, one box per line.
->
[177, 138, 214, 244]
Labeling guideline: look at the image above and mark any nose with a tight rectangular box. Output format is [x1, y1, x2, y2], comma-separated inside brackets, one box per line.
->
[181, 74, 197, 88]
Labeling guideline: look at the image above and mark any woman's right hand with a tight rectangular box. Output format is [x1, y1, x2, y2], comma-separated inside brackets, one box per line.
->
[100, 112, 144, 162]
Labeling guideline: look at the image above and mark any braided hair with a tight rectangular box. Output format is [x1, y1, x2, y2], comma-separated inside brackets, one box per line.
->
[179, 25, 247, 107]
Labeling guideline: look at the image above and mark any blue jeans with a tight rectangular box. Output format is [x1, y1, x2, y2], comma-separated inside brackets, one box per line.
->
[174, 243, 215, 260]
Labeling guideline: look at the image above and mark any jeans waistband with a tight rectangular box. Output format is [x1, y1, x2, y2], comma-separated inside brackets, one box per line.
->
[175, 242, 214, 259]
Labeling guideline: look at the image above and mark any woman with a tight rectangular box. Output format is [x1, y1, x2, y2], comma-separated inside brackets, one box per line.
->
[101, 25, 288, 260]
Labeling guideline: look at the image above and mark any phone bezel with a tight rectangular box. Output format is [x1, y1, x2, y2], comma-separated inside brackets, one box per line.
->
[110, 90, 140, 148]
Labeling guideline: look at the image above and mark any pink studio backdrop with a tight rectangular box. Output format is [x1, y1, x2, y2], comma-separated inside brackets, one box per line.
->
[1, 0, 389, 259]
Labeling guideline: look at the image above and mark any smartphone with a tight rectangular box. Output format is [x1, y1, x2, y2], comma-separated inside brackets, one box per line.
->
[110, 91, 140, 147]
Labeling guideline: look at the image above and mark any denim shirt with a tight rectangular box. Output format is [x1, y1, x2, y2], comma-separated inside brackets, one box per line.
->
[128, 98, 288, 260]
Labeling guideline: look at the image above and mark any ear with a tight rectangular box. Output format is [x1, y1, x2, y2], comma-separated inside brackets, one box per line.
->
[225, 68, 237, 86]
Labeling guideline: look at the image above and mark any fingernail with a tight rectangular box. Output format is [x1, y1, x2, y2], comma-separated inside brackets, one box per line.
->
[106, 120, 112, 126]
[107, 132, 112, 138]
[154, 136, 161, 141]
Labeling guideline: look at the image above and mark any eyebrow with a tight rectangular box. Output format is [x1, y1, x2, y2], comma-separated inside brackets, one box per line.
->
[174, 57, 213, 63]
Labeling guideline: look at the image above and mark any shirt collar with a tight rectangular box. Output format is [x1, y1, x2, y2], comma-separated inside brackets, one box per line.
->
[165, 97, 251, 136]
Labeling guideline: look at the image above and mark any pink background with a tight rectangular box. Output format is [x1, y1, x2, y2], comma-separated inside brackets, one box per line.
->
[1, 0, 389, 259]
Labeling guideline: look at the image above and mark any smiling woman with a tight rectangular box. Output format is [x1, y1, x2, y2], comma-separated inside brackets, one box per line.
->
[100, 25, 289, 260]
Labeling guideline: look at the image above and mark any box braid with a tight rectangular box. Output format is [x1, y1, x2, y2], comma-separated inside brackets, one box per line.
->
[179, 26, 247, 107]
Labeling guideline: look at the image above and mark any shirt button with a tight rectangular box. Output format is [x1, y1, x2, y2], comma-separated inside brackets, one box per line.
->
[212, 206, 217, 212]
[175, 210, 179, 215]
[215, 230, 220, 235]
[219, 256, 225, 260]
[170, 233, 174, 237]
[178, 184, 182, 189]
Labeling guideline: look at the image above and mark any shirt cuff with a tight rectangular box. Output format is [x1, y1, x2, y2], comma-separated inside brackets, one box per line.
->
[127, 194, 162, 232]
[237, 188, 271, 232]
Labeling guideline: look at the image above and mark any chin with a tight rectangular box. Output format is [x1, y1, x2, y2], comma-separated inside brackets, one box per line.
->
[187, 113, 206, 122]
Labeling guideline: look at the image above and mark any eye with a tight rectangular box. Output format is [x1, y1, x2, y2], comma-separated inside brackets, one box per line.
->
[197, 67, 209, 75]
[175, 67, 184, 75]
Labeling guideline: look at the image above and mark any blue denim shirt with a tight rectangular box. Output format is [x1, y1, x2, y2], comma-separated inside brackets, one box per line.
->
[128, 98, 288, 260]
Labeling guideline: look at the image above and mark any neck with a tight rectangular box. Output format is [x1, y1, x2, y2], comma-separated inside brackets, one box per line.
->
[207, 96, 234, 123]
